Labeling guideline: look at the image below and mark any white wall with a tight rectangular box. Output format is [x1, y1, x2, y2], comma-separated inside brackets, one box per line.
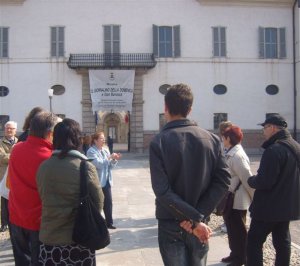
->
[0, 0, 296, 132]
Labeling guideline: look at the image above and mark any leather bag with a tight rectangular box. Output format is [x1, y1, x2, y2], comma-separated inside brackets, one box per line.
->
[72, 160, 110, 250]
[215, 182, 241, 217]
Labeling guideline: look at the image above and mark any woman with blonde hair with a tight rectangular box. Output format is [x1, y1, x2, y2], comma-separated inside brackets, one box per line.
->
[87, 131, 121, 229]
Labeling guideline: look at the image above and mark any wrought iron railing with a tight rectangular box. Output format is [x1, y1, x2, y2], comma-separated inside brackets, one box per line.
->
[67, 53, 156, 69]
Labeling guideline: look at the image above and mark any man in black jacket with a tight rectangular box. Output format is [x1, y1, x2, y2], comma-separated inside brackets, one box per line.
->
[149, 83, 230, 266]
[247, 114, 300, 266]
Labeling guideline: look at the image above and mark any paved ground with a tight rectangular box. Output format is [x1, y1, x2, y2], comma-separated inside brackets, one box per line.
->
[0, 147, 299, 265]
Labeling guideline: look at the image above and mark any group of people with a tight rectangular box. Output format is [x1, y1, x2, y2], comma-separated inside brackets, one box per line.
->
[149, 83, 300, 266]
[0, 108, 121, 265]
[1, 82, 300, 266]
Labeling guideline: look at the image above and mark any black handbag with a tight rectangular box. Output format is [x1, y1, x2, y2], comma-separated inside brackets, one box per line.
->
[72, 160, 110, 250]
[215, 182, 241, 217]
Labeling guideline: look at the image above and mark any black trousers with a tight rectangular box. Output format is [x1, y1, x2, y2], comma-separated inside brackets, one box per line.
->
[224, 209, 247, 265]
[10, 223, 41, 266]
[1, 197, 9, 226]
[246, 219, 291, 266]
[102, 182, 113, 226]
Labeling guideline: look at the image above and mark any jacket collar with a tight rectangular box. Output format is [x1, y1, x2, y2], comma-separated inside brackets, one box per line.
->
[2, 136, 17, 145]
[262, 129, 291, 149]
[52, 149, 88, 160]
[27, 135, 53, 149]
[226, 144, 242, 157]
[162, 119, 197, 131]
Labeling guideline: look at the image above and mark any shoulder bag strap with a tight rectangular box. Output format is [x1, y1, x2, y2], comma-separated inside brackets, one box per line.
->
[79, 160, 88, 198]
[234, 181, 241, 193]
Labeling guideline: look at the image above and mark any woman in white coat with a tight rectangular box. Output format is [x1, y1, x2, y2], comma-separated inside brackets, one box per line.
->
[221, 125, 254, 266]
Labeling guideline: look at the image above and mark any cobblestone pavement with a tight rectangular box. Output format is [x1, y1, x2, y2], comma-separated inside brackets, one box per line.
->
[0, 152, 299, 265]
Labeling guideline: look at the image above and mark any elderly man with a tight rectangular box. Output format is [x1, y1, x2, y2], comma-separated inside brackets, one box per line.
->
[0, 121, 18, 232]
[247, 114, 300, 266]
[8, 112, 60, 266]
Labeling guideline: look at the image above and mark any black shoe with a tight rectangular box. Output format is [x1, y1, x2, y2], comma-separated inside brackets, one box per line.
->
[107, 224, 116, 229]
[0, 225, 8, 232]
[221, 256, 234, 263]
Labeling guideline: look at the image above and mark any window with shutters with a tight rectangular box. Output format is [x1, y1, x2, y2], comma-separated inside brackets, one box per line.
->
[214, 113, 228, 130]
[104, 25, 120, 54]
[213, 27, 226, 57]
[259, 27, 286, 59]
[159, 113, 167, 130]
[0, 115, 9, 133]
[51, 27, 65, 57]
[0, 27, 9, 58]
[153, 25, 180, 58]
[103, 25, 120, 66]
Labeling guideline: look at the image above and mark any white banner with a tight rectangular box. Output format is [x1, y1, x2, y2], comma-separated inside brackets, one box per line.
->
[89, 70, 135, 112]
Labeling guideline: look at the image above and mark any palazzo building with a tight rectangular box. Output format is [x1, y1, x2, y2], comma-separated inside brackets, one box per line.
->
[0, 0, 299, 153]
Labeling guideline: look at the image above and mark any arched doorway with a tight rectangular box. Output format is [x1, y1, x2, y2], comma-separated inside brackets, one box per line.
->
[97, 111, 129, 144]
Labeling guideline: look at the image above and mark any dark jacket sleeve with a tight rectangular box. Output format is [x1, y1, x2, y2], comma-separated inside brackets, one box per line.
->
[150, 140, 204, 222]
[196, 144, 231, 217]
[248, 147, 281, 190]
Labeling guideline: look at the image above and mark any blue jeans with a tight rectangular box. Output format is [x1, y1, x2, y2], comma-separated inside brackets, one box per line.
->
[158, 219, 208, 266]
[10, 223, 41, 266]
[247, 219, 291, 266]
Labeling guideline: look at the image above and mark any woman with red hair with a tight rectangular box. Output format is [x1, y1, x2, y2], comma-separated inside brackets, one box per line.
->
[221, 125, 254, 266]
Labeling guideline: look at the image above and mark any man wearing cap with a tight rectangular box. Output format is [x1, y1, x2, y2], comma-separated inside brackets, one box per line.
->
[246, 114, 300, 266]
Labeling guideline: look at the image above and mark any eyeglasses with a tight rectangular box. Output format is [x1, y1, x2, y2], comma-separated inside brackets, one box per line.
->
[5, 127, 16, 130]
[263, 125, 272, 130]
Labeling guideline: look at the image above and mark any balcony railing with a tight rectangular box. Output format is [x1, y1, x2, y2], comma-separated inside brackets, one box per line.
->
[67, 53, 156, 69]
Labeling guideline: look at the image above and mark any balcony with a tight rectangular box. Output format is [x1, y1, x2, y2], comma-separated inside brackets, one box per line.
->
[67, 53, 156, 70]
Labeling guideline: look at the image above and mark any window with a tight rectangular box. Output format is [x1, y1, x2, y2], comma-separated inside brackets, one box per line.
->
[266, 84, 279, 95]
[159, 84, 170, 95]
[51, 84, 65, 95]
[213, 27, 226, 57]
[259, 27, 286, 59]
[153, 25, 180, 58]
[159, 113, 167, 130]
[0, 27, 8, 58]
[103, 25, 120, 66]
[213, 84, 227, 95]
[214, 113, 228, 130]
[0, 115, 9, 132]
[51, 27, 65, 57]
[0, 86, 9, 97]
[104, 25, 120, 54]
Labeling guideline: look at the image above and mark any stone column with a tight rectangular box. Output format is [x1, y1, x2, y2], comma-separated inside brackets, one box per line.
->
[130, 69, 145, 153]
[81, 71, 96, 135]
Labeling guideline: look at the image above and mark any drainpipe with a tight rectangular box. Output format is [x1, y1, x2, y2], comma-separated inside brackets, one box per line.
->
[293, 0, 298, 140]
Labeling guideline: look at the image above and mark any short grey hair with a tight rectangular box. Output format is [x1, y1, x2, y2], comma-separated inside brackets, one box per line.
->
[5, 121, 17, 129]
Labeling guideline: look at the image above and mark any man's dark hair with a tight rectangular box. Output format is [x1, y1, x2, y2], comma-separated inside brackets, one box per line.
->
[22, 106, 45, 131]
[165, 83, 193, 117]
[53, 118, 82, 158]
[29, 112, 60, 139]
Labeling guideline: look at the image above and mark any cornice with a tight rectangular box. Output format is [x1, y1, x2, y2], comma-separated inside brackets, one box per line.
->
[0, 0, 26, 5]
[197, 0, 293, 7]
